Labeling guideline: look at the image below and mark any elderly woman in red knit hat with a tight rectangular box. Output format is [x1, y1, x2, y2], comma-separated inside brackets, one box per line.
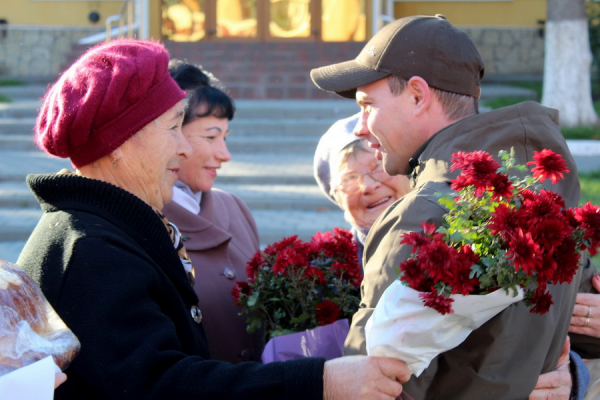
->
[16, 39, 410, 400]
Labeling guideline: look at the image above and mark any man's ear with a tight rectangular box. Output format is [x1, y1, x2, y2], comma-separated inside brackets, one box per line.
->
[406, 76, 431, 117]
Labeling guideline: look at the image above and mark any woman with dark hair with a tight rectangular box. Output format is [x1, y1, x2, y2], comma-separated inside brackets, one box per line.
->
[162, 61, 262, 364]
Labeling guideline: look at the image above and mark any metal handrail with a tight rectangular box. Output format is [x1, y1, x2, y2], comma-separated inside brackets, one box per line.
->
[105, 0, 135, 41]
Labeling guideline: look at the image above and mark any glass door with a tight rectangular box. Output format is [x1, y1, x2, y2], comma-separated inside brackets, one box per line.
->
[162, 0, 366, 41]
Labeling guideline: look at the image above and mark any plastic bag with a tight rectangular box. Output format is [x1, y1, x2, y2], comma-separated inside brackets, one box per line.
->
[261, 319, 349, 363]
[0, 259, 80, 376]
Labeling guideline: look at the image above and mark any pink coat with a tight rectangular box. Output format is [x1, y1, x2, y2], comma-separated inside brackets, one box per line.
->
[162, 188, 262, 364]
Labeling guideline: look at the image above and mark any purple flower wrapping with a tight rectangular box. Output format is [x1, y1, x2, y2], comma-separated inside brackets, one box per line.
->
[261, 319, 349, 363]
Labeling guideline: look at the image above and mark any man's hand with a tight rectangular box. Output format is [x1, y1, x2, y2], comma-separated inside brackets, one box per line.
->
[529, 337, 571, 400]
[323, 355, 411, 400]
[569, 274, 600, 338]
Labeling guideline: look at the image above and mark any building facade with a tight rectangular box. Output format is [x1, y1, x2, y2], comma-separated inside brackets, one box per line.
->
[0, 0, 546, 98]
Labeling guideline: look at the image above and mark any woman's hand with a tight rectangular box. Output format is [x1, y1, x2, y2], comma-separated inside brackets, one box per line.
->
[529, 338, 571, 400]
[569, 274, 600, 338]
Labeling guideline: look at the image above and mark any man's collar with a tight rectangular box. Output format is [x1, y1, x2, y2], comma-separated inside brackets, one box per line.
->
[405, 116, 474, 176]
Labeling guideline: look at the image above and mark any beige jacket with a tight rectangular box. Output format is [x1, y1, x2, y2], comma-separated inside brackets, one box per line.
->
[344, 102, 600, 399]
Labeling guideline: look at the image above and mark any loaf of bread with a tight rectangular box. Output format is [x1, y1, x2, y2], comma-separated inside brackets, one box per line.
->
[0, 259, 80, 375]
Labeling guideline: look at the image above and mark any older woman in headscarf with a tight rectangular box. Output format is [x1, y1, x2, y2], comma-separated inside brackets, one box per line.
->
[314, 113, 410, 264]
[16, 39, 410, 400]
[314, 113, 592, 400]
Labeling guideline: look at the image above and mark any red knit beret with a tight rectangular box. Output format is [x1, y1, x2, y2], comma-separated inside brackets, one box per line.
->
[35, 39, 186, 168]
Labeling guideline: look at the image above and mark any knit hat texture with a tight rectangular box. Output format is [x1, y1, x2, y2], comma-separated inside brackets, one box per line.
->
[35, 39, 186, 168]
[313, 113, 362, 206]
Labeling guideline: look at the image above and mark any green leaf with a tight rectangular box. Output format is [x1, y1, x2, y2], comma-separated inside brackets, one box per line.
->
[247, 291, 259, 307]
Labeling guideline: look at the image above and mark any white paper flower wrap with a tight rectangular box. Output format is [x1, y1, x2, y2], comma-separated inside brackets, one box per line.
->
[365, 281, 524, 377]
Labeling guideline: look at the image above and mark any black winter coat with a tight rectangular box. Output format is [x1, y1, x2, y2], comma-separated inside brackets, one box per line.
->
[18, 173, 324, 400]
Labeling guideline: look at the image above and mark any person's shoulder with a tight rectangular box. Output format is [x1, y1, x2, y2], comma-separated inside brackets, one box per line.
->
[209, 188, 249, 209]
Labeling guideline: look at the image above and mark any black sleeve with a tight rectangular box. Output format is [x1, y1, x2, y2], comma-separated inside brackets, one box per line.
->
[53, 237, 325, 400]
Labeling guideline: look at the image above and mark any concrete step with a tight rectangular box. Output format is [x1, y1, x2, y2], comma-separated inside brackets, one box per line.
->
[0, 181, 37, 207]
[0, 241, 27, 264]
[0, 151, 71, 182]
[229, 118, 342, 137]
[1, 140, 600, 186]
[0, 179, 337, 211]
[0, 85, 48, 102]
[0, 132, 321, 153]
[0, 101, 41, 119]
[0, 134, 37, 151]
[0, 207, 347, 255]
[215, 183, 336, 211]
[0, 208, 42, 241]
[0, 115, 340, 138]
[233, 99, 358, 120]
[0, 118, 37, 135]
[253, 209, 346, 245]
[0, 83, 537, 103]
[0, 150, 317, 183]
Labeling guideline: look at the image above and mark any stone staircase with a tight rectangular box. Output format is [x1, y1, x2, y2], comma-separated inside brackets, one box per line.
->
[0, 84, 357, 263]
[2, 82, 599, 265]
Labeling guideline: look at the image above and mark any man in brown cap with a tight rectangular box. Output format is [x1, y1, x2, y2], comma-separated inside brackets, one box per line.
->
[311, 14, 600, 399]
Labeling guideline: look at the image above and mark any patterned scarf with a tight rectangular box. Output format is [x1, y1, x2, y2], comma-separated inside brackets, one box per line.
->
[155, 209, 202, 324]
[154, 209, 196, 287]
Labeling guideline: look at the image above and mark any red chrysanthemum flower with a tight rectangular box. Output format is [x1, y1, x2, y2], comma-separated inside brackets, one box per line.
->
[450, 150, 501, 196]
[246, 252, 266, 281]
[564, 208, 581, 229]
[529, 218, 571, 253]
[489, 203, 519, 236]
[451, 151, 500, 175]
[400, 231, 430, 252]
[422, 222, 437, 236]
[505, 229, 542, 276]
[420, 241, 458, 284]
[273, 247, 307, 274]
[264, 235, 302, 257]
[526, 149, 569, 184]
[419, 291, 454, 315]
[231, 281, 251, 306]
[573, 203, 600, 256]
[330, 260, 363, 287]
[574, 202, 600, 247]
[520, 189, 564, 225]
[552, 237, 581, 284]
[304, 267, 326, 285]
[399, 258, 429, 292]
[315, 300, 342, 326]
[489, 173, 514, 201]
[450, 245, 481, 295]
[530, 287, 554, 315]
[450, 174, 471, 192]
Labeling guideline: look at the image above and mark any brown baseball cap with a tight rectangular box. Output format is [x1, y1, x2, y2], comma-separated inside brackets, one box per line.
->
[310, 14, 485, 99]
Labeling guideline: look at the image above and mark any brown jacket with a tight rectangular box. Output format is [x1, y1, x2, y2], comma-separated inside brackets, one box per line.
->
[163, 188, 262, 364]
[345, 102, 600, 399]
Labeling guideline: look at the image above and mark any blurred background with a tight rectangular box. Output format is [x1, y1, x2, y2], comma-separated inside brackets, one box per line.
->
[0, 0, 599, 259]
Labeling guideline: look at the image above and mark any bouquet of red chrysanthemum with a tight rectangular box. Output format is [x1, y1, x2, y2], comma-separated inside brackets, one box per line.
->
[232, 228, 362, 363]
[366, 148, 600, 376]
